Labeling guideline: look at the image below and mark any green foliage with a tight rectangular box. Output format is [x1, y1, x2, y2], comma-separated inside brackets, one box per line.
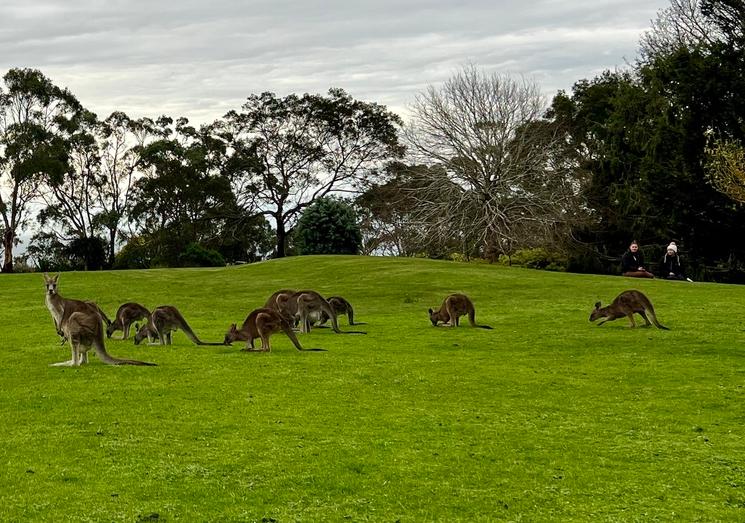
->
[1, 256, 745, 521]
[223, 88, 403, 257]
[177, 242, 225, 267]
[293, 198, 362, 255]
[113, 236, 151, 270]
[499, 247, 568, 271]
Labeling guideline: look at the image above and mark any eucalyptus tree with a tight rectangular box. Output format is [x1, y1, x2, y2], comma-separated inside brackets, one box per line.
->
[222, 88, 404, 257]
[0, 68, 82, 272]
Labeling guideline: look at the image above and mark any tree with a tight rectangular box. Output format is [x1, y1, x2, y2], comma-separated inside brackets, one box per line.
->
[0, 68, 82, 272]
[222, 88, 404, 257]
[128, 117, 248, 266]
[405, 65, 585, 259]
[294, 197, 362, 255]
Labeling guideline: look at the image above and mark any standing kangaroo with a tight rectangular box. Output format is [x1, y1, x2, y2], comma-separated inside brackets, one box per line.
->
[133, 306, 225, 346]
[43, 275, 155, 366]
[224, 308, 326, 352]
[292, 290, 366, 334]
[44, 273, 111, 340]
[428, 293, 493, 329]
[317, 296, 365, 326]
[590, 290, 669, 330]
[107, 302, 151, 339]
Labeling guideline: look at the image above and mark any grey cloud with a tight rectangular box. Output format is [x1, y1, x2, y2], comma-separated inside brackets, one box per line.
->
[0, 0, 669, 123]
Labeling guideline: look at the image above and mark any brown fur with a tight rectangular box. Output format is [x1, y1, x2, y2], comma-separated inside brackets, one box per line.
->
[107, 302, 151, 339]
[428, 293, 493, 329]
[318, 296, 364, 326]
[42, 275, 155, 366]
[44, 273, 111, 340]
[224, 308, 325, 352]
[133, 305, 225, 345]
[590, 290, 669, 330]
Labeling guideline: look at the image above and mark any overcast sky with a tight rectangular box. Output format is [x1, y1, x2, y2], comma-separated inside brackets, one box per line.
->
[1, 0, 669, 123]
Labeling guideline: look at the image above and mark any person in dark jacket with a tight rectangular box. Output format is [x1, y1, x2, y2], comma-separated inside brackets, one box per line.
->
[660, 242, 692, 281]
[621, 240, 654, 278]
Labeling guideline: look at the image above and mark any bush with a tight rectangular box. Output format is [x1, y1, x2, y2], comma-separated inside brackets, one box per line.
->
[500, 248, 568, 271]
[177, 243, 225, 267]
[294, 198, 362, 255]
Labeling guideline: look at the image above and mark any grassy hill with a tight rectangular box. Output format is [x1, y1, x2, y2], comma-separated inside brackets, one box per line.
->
[1, 255, 744, 521]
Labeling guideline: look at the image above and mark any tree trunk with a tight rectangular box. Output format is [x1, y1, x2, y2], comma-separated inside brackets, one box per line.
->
[107, 227, 117, 268]
[2, 229, 15, 273]
[275, 219, 287, 258]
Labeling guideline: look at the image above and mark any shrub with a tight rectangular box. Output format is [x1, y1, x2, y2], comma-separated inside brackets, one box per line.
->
[177, 243, 225, 267]
[294, 198, 362, 255]
[500, 248, 568, 271]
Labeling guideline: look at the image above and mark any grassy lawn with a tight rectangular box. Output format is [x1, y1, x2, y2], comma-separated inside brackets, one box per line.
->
[1, 255, 744, 522]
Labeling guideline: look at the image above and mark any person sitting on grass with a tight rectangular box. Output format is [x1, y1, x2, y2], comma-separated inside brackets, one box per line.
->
[621, 240, 654, 278]
[660, 242, 693, 281]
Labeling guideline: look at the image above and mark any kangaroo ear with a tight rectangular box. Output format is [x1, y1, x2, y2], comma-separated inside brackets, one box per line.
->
[230, 323, 237, 332]
[594, 301, 601, 309]
[428, 308, 433, 314]
[54, 273, 60, 282]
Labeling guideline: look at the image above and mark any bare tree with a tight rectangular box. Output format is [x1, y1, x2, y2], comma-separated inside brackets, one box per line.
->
[404, 66, 583, 259]
[640, 0, 719, 59]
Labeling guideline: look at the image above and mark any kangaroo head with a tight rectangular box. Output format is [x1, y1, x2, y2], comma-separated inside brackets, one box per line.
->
[589, 301, 604, 322]
[428, 308, 438, 326]
[133, 323, 147, 345]
[43, 273, 60, 296]
[105, 321, 117, 339]
[223, 323, 238, 345]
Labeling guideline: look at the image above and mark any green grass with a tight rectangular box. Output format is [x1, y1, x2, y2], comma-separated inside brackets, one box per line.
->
[1, 255, 744, 522]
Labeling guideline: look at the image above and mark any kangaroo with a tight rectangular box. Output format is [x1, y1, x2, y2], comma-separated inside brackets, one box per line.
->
[291, 290, 366, 334]
[51, 298, 155, 367]
[107, 302, 151, 339]
[224, 308, 326, 352]
[317, 296, 365, 326]
[133, 306, 225, 346]
[43, 273, 112, 341]
[264, 289, 298, 323]
[590, 290, 669, 330]
[428, 293, 493, 329]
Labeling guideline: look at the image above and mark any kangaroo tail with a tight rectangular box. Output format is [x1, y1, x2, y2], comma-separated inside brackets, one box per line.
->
[477, 324, 494, 330]
[645, 304, 670, 330]
[94, 340, 156, 366]
[282, 322, 327, 352]
[178, 315, 224, 345]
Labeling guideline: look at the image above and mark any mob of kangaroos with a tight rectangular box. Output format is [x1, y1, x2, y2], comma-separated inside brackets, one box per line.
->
[265, 289, 366, 335]
[590, 290, 669, 330]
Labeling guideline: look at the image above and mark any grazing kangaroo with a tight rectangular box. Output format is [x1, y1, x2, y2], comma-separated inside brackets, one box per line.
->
[590, 290, 669, 330]
[224, 308, 326, 352]
[318, 296, 365, 326]
[133, 306, 225, 346]
[428, 293, 493, 329]
[292, 290, 366, 334]
[43, 273, 111, 340]
[107, 302, 151, 339]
